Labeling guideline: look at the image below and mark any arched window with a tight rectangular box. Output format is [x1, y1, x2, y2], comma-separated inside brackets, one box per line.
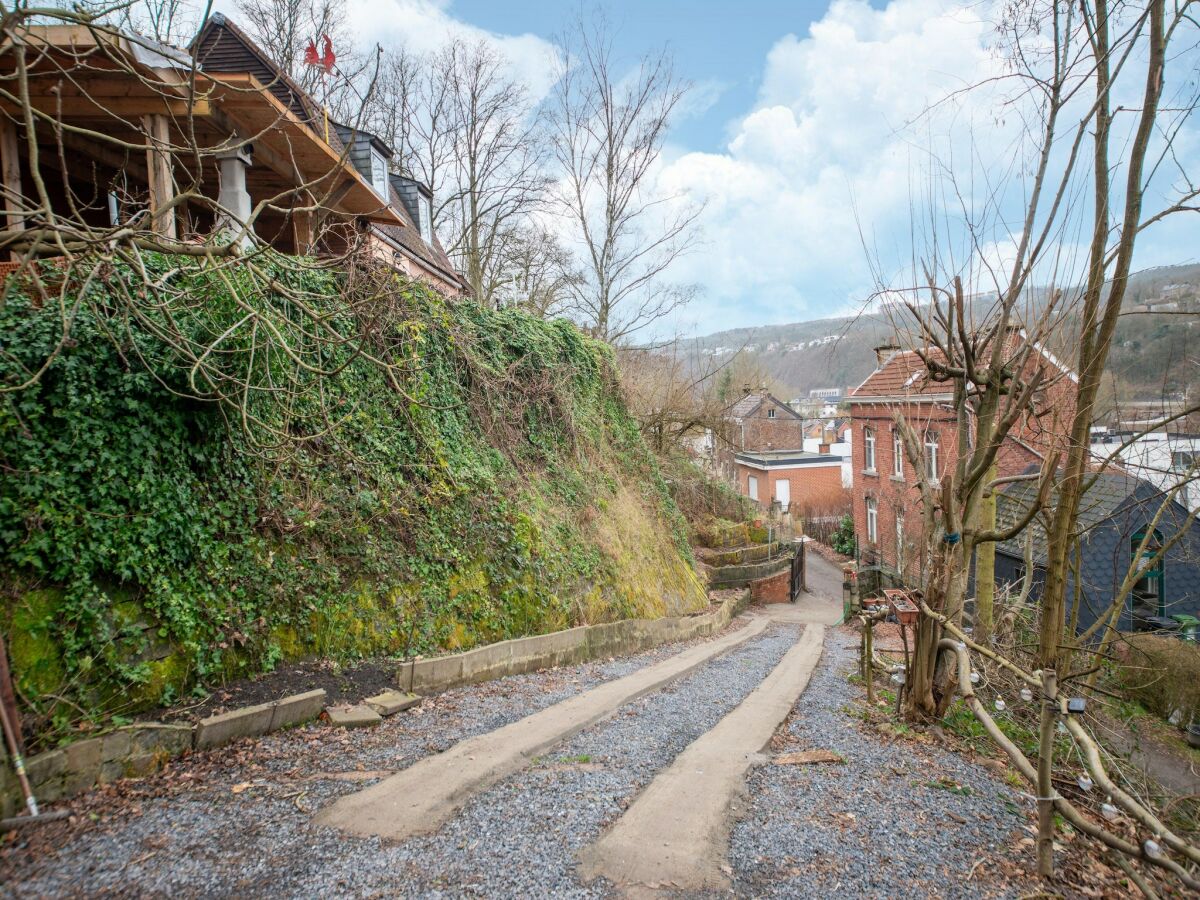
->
[1131, 527, 1165, 627]
[892, 429, 904, 478]
[864, 427, 876, 471]
[924, 430, 940, 481]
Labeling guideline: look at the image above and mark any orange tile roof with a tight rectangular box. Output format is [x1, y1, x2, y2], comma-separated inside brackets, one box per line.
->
[849, 349, 952, 400]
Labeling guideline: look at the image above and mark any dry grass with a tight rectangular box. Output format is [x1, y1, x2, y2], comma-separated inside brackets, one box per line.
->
[1113, 634, 1200, 726]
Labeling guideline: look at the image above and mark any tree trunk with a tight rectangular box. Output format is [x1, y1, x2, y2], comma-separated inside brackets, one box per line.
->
[975, 464, 997, 645]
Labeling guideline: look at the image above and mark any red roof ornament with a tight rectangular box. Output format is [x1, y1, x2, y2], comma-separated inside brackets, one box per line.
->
[320, 35, 336, 73]
[303, 35, 336, 74]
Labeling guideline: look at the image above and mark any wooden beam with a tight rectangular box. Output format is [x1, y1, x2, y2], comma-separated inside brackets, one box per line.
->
[292, 205, 313, 255]
[0, 117, 25, 246]
[142, 113, 176, 239]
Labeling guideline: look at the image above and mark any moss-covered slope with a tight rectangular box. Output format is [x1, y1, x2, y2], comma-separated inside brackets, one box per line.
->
[0, 255, 706, 736]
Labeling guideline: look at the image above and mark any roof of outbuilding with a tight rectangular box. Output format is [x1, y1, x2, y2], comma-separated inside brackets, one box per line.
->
[996, 470, 1164, 562]
[724, 391, 801, 421]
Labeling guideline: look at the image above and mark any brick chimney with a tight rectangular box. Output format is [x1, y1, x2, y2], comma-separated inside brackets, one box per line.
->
[818, 443, 830, 454]
[873, 344, 900, 367]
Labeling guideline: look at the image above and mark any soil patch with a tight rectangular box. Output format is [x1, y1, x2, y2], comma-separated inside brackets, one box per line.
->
[137, 658, 401, 724]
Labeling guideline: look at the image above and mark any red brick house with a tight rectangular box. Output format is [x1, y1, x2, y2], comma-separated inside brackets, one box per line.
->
[734, 449, 843, 513]
[846, 335, 1076, 583]
[723, 389, 805, 454]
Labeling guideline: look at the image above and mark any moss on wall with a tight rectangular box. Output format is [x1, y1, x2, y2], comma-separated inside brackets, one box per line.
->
[0, 255, 706, 745]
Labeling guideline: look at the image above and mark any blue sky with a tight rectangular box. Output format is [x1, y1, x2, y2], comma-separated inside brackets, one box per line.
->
[443, 1, 861, 155]
[332, 0, 1198, 338]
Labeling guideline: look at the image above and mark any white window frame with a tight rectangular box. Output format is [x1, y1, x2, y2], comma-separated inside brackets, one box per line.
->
[748, 475, 759, 502]
[866, 497, 878, 543]
[893, 430, 904, 478]
[420, 196, 434, 244]
[924, 430, 940, 481]
[767, 407, 776, 419]
[864, 427, 876, 472]
[369, 148, 389, 199]
[895, 511, 905, 568]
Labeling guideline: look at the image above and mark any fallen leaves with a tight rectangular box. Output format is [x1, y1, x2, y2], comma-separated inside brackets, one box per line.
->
[774, 749, 844, 766]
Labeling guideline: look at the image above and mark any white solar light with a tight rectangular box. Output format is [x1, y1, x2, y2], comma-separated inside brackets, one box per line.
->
[969, 671, 981, 684]
[1144, 839, 1162, 859]
[1019, 688, 1033, 702]
[1077, 775, 1093, 792]
[994, 699, 1006, 712]
[1101, 802, 1119, 821]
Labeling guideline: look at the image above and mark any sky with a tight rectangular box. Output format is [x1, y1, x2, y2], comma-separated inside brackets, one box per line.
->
[241, 0, 1200, 338]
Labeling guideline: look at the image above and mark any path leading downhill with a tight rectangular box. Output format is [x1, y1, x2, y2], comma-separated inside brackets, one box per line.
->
[2, 552, 1039, 898]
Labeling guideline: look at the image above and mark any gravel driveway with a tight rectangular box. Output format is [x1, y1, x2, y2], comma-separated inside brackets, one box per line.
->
[3, 619, 1041, 899]
[725, 630, 1039, 899]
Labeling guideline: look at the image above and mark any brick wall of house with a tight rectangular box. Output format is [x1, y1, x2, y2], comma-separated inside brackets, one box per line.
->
[736, 461, 843, 511]
[848, 362, 1076, 579]
[737, 396, 804, 452]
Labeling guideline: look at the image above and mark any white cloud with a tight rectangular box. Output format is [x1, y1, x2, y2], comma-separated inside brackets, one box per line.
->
[657, 0, 1016, 336]
[343, 0, 560, 100]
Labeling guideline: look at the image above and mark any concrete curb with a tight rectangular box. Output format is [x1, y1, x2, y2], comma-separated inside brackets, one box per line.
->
[3, 596, 751, 816]
[396, 593, 750, 697]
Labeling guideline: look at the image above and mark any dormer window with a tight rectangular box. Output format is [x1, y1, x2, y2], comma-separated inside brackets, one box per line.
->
[369, 148, 389, 199]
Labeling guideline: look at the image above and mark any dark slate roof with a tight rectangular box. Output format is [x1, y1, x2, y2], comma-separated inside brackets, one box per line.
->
[372, 185, 465, 290]
[996, 469, 1165, 563]
[190, 14, 345, 153]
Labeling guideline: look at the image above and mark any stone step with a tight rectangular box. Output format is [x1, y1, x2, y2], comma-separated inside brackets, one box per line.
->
[364, 690, 422, 716]
[326, 704, 383, 729]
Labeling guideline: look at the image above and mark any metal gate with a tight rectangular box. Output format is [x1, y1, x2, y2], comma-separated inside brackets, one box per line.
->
[789, 540, 806, 601]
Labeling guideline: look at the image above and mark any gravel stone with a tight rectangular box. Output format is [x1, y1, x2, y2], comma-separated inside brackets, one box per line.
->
[2, 621, 1040, 899]
[720, 628, 1037, 899]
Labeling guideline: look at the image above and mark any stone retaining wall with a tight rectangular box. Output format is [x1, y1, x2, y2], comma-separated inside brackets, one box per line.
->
[2, 594, 751, 818]
[0, 688, 326, 819]
[708, 558, 792, 590]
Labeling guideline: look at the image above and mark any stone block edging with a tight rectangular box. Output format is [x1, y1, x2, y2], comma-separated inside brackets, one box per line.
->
[2, 595, 753, 817]
[1, 688, 327, 818]
[396, 593, 749, 696]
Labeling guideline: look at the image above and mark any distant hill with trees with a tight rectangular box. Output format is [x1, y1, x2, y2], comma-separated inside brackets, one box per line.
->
[682, 264, 1200, 406]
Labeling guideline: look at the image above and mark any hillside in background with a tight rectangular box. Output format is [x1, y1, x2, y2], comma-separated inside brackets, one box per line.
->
[684, 264, 1200, 405]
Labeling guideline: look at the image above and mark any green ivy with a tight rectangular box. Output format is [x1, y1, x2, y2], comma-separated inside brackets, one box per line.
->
[0, 253, 704, 738]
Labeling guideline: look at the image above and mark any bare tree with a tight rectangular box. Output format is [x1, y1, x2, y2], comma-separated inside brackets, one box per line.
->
[548, 15, 702, 344]
[235, 0, 354, 97]
[493, 222, 580, 316]
[363, 39, 547, 306]
[115, 0, 203, 44]
[870, 0, 1200, 886]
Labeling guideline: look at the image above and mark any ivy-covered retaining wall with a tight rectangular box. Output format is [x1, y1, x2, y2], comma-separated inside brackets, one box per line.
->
[0, 254, 707, 750]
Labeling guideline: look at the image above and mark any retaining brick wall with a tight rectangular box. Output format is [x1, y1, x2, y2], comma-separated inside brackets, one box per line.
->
[750, 567, 791, 604]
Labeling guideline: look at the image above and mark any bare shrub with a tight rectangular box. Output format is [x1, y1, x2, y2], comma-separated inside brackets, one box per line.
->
[1114, 634, 1200, 726]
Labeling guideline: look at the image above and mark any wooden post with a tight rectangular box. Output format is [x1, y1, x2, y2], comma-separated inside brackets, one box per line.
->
[0, 117, 24, 258]
[292, 206, 313, 255]
[142, 114, 176, 240]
